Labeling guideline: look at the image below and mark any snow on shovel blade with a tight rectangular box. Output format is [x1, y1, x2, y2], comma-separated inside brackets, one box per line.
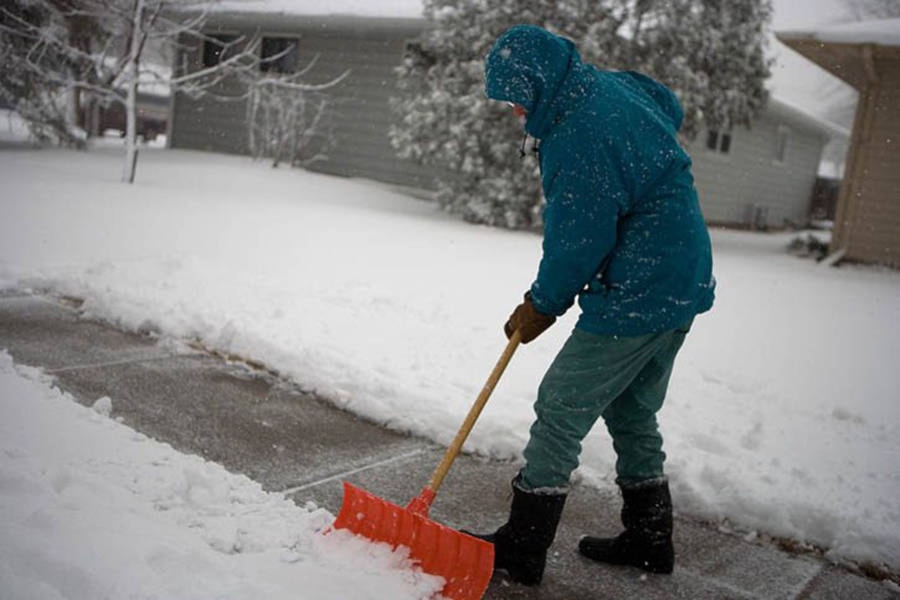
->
[333, 482, 494, 600]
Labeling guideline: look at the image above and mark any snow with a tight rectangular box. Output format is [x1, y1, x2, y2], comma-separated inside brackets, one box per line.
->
[1, 143, 899, 588]
[779, 17, 900, 47]
[769, 96, 849, 140]
[0, 111, 35, 145]
[0, 352, 443, 599]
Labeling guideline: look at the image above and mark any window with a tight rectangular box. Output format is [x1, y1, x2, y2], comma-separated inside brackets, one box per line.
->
[706, 130, 732, 154]
[202, 34, 239, 68]
[775, 126, 790, 163]
[260, 37, 299, 74]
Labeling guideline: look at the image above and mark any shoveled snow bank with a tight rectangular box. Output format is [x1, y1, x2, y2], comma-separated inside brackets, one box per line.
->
[0, 351, 443, 599]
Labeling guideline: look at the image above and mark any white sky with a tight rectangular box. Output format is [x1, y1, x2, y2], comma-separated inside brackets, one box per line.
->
[768, 0, 856, 122]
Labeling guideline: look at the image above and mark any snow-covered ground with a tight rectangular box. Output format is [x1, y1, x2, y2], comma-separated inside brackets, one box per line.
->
[0, 351, 443, 599]
[1, 143, 898, 593]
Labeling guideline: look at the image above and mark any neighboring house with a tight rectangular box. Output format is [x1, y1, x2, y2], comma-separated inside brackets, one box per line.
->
[168, 11, 433, 190]
[170, 6, 839, 229]
[778, 19, 900, 268]
[688, 98, 842, 229]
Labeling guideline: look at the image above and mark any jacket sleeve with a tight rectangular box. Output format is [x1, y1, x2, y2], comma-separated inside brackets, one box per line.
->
[529, 146, 628, 317]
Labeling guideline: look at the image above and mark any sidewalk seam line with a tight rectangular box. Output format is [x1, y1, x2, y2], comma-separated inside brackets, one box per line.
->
[280, 447, 431, 496]
[790, 563, 826, 599]
[45, 353, 201, 373]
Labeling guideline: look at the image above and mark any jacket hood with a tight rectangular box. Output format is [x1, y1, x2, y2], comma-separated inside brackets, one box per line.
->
[485, 26, 686, 136]
[484, 25, 581, 139]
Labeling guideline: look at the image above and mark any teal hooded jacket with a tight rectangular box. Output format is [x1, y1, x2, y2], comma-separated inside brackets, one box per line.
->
[485, 25, 715, 336]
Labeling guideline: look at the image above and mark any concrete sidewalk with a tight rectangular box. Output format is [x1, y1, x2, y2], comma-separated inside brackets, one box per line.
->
[1, 291, 896, 600]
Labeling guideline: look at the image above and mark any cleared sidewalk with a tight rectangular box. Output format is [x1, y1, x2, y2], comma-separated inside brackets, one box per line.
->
[0, 291, 895, 599]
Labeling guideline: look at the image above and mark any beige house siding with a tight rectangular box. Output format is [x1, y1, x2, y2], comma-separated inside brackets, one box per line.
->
[778, 24, 900, 268]
[688, 101, 830, 228]
[836, 56, 900, 267]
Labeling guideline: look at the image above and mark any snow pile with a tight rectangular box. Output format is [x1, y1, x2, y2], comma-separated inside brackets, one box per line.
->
[0, 110, 35, 144]
[1, 146, 898, 574]
[0, 351, 443, 599]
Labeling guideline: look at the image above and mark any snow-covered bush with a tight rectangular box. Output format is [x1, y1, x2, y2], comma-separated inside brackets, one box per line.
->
[246, 78, 338, 169]
[788, 233, 831, 261]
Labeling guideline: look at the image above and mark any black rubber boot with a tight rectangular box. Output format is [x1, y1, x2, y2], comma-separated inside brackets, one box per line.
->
[578, 477, 674, 574]
[467, 476, 567, 586]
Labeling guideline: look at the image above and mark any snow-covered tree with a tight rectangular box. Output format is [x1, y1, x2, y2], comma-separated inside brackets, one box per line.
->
[0, 0, 261, 183]
[391, 0, 772, 229]
[619, 0, 772, 137]
[0, 1, 97, 148]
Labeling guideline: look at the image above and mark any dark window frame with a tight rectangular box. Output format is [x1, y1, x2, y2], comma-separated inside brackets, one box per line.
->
[202, 34, 239, 68]
[706, 129, 732, 154]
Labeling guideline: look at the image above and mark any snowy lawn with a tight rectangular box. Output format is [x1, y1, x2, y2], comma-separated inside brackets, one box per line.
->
[1, 145, 898, 584]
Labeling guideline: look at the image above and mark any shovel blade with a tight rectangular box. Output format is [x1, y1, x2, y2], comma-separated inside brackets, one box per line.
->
[333, 482, 494, 600]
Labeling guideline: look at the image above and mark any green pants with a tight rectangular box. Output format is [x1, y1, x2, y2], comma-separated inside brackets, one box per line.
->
[520, 323, 690, 490]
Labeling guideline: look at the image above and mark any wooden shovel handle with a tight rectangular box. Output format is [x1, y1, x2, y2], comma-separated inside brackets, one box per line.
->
[425, 329, 522, 495]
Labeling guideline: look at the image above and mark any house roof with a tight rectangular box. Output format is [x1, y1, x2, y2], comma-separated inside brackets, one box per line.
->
[205, 0, 423, 19]
[776, 18, 900, 90]
[187, 0, 425, 33]
[179, 4, 847, 140]
[777, 18, 900, 47]
[768, 96, 848, 140]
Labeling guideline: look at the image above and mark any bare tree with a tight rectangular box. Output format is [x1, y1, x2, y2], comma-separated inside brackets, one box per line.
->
[245, 54, 349, 168]
[0, 0, 261, 183]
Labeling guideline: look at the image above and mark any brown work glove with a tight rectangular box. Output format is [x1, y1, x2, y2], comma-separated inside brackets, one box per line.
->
[504, 291, 556, 343]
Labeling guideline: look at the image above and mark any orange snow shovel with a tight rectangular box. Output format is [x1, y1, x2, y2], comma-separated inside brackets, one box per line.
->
[333, 330, 522, 600]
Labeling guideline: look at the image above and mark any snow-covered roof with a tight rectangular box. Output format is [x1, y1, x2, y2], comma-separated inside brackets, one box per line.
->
[206, 0, 423, 19]
[768, 96, 849, 140]
[778, 17, 900, 47]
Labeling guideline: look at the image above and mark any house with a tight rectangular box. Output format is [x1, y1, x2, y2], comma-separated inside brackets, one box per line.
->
[688, 97, 842, 229]
[168, 9, 432, 190]
[778, 18, 900, 268]
[169, 5, 839, 229]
